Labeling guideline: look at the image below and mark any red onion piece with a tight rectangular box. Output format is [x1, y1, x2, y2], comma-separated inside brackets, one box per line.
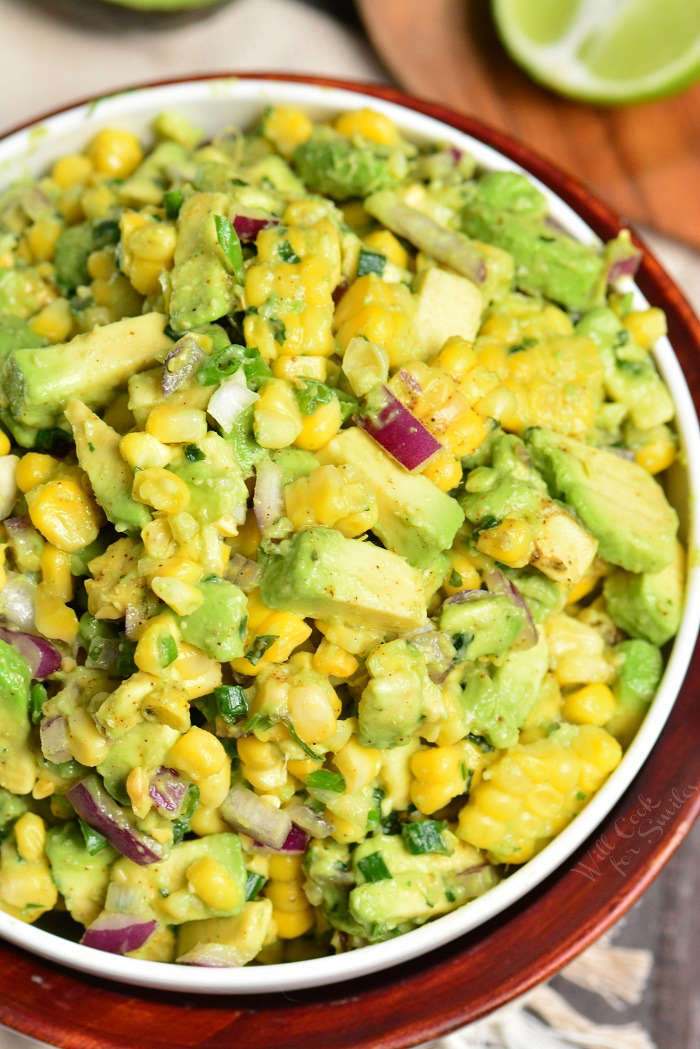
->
[220, 784, 291, 850]
[253, 823, 309, 854]
[67, 776, 164, 865]
[0, 627, 60, 678]
[332, 280, 348, 305]
[283, 803, 332, 839]
[233, 214, 278, 242]
[207, 370, 258, 433]
[403, 625, 456, 682]
[148, 767, 187, 814]
[443, 588, 484, 605]
[607, 251, 642, 283]
[40, 716, 71, 764]
[176, 943, 246, 967]
[162, 335, 207, 396]
[253, 460, 284, 534]
[0, 572, 36, 631]
[4, 516, 30, 537]
[484, 568, 537, 648]
[396, 369, 423, 399]
[81, 913, 157, 955]
[358, 387, 442, 472]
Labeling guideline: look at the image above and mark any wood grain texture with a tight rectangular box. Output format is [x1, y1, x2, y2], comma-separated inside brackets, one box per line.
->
[0, 74, 698, 1049]
[357, 0, 700, 248]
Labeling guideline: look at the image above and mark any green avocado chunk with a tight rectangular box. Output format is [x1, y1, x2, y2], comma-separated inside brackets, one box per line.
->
[607, 638, 663, 744]
[526, 427, 678, 574]
[460, 171, 604, 311]
[460, 432, 547, 533]
[53, 222, 93, 295]
[440, 593, 526, 661]
[0, 316, 47, 359]
[358, 639, 439, 749]
[107, 834, 246, 925]
[45, 822, 117, 926]
[168, 192, 237, 332]
[118, 141, 192, 207]
[460, 631, 549, 748]
[319, 427, 464, 568]
[98, 724, 181, 804]
[2, 312, 173, 429]
[292, 132, 400, 201]
[502, 567, 565, 623]
[177, 578, 247, 661]
[0, 640, 33, 796]
[576, 307, 674, 429]
[260, 527, 427, 633]
[603, 542, 684, 646]
[65, 398, 151, 534]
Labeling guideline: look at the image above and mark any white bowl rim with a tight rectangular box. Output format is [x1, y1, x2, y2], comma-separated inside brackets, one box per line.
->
[0, 75, 698, 995]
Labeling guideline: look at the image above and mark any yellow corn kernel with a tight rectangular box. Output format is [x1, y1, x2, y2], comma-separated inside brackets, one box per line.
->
[233, 591, 311, 675]
[272, 355, 328, 383]
[16, 453, 59, 493]
[169, 512, 199, 545]
[635, 440, 676, 475]
[478, 313, 519, 343]
[263, 106, 313, 157]
[265, 878, 309, 914]
[26, 218, 63, 262]
[563, 683, 616, 726]
[477, 518, 534, 568]
[120, 212, 177, 296]
[268, 853, 303, 882]
[40, 544, 73, 602]
[476, 384, 517, 424]
[51, 153, 93, 188]
[125, 766, 152, 819]
[294, 398, 342, 452]
[146, 405, 207, 445]
[66, 707, 109, 767]
[34, 583, 78, 643]
[230, 510, 260, 559]
[435, 336, 478, 381]
[14, 813, 46, 863]
[133, 468, 190, 514]
[171, 642, 222, 700]
[152, 556, 202, 585]
[151, 576, 202, 616]
[334, 108, 399, 146]
[566, 562, 606, 605]
[253, 379, 303, 449]
[134, 612, 180, 676]
[81, 185, 117, 221]
[624, 308, 667, 350]
[168, 726, 227, 781]
[334, 737, 381, 793]
[274, 908, 314, 939]
[119, 431, 171, 471]
[88, 128, 143, 178]
[190, 804, 228, 837]
[0, 431, 10, 457]
[443, 549, 480, 596]
[141, 517, 176, 559]
[287, 757, 322, 780]
[312, 639, 358, 679]
[285, 463, 377, 538]
[421, 449, 462, 491]
[187, 856, 242, 911]
[363, 229, 408, 269]
[27, 478, 100, 552]
[56, 187, 84, 223]
[30, 298, 73, 343]
[287, 680, 341, 746]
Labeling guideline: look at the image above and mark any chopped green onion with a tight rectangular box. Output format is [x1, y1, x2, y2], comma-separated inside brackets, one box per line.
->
[357, 248, 386, 277]
[306, 769, 346, 793]
[282, 718, 320, 760]
[158, 636, 178, 669]
[172, 784, 200, 844]
[401, 819, 448, 855]
[79, 819, 107, 855]
[245, 634, 277, 666]
[466, 732, 495, 753]
[212, 684, 247, 724]
[214, 214, 244, 280]
[163, 189, 183, 219]
[245, 871, 267, 900]
[357, 851, 392, 882]
[29, 683, 47, 726]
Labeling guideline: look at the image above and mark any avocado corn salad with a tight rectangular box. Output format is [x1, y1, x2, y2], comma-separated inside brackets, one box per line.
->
[0, 103, 684, 966]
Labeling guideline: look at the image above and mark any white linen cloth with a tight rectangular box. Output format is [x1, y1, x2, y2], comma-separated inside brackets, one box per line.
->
[0, 1, 696, 1046]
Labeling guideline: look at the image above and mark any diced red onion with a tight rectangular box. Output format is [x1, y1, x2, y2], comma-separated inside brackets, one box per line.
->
[207, 370, 259, 433]
[220, 784, 291, 850]
[607, 250, 642, 283]
[253, 461, 284, 534]
[176, 943, 246, 967]
[4, 516, 30, 537]
[283, 803, 332, 839]
[358, 387, 442, 472]
[67, 776, 164, 865]
[40, 716, 71, 764]
[253, 823, 309, 854]
[0, 571, 36, 630]
[81, 913, 157, 955]
[233, 214, 278, 242]
[226, 553, 262, 593]
[403, 626, 456, 682]
[124, 602, 148, 641]
[612, 447, 636, 461]
[332, 280, 348, 305]
[396, 369, 423, 399]
[484, 568, 537, 648]
[162, 334, 207, 396]
[104, 882, 146, 915]
[148, 767, 187, 814]
[0, 627, 61, 679]
[443, 588, 484, 605]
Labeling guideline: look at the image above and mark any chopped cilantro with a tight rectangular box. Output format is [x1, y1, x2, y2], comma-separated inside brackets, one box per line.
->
[245, 634, 277, 666]
[158, 635, 178, 669]
[212, 684, 248, 724]
[401, 819, 448, 855]
[196, 342, 271, 390]
[306, 769, 346, 793]
[277, 239, 300, 263]
[184, 444, 205, 462]
[79, 819, 107, 856]
[214, 214, 244, 280]
[163, 188, 183, 219]
[357, 248, 386, 277]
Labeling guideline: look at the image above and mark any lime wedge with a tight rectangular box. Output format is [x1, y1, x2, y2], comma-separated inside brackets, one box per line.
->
[491, 0, 700, 104]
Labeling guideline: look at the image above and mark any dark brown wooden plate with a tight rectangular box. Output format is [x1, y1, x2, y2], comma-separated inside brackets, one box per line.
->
[0, 74, 698, 1049]
[357, 0, 700, 248]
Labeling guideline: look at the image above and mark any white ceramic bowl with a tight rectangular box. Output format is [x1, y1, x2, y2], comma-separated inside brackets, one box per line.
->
[0, 76, 698, 995]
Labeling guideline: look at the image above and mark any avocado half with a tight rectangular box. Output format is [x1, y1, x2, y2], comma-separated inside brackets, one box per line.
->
[100, 0, 224, 10]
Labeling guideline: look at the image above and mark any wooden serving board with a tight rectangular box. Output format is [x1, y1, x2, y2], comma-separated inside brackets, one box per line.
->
[357, 0, 700, 248]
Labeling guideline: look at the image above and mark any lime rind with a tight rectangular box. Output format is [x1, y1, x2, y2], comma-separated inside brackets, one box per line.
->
[492, 0, 700, 105]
